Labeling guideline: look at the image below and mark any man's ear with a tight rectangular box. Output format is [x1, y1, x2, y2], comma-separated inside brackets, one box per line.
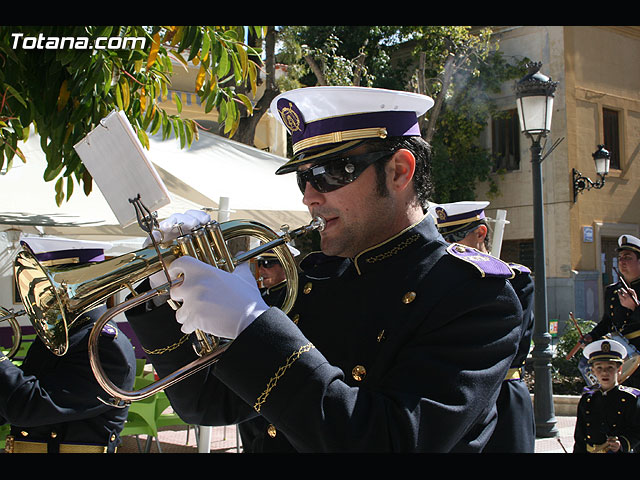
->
[388, 149, 415, 192]
[475, 224, 488, 243]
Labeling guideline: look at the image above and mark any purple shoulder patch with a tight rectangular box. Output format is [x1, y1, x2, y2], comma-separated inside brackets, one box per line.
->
[446, 244, 514, 279]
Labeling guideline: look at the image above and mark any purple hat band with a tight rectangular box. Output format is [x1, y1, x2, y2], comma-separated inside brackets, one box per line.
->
[35, 248, 105, 265]
[294, 110, 420, 143]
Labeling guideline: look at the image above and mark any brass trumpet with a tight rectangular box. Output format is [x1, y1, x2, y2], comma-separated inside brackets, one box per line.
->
[15, 216, 324, 405]
[0, 307, 24, 359]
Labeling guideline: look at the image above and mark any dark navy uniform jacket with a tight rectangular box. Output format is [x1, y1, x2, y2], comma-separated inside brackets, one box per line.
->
[483, 263, 536, 453]
[260, 281, 287, 310]
[573, 384, 640, 453]
[589, 278, 640, 388]
[0, 306, 136, 452]
[126, 216, 522, 452]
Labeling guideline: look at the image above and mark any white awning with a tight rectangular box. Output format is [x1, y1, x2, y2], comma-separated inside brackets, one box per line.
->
[0, 129, 309, 246]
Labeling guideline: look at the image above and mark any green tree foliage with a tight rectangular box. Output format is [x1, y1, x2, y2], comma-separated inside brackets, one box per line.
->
[0, 26, 264, 205]
[428, 48, 528, 202]
[553, 317, 596, 380]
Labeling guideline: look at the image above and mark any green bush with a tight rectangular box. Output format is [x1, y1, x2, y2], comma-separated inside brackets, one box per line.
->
[552, 317, 596, 378]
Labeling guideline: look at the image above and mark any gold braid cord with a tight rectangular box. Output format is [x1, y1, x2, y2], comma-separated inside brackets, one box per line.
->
[364, 234, 419, 264]
[143, 334, 191, 356]
[254, 343, 315, 413]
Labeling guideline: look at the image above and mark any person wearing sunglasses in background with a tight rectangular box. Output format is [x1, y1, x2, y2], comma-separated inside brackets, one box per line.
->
[255, 244, 300, 310]
[435, 201, 536, 453]
[124, 86, 523, 452]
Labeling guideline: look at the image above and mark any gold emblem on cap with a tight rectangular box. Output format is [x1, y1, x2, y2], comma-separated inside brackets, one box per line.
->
[279, 102, 302, 133]
[267, 424, 277, 438]
[602, 341, 611, 352]
[303, 282, 313, 294]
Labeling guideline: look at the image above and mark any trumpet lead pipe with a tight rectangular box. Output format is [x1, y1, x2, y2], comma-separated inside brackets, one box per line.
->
[233, 216, 325, 266]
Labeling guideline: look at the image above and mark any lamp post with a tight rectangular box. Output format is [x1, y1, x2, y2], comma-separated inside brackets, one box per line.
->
[515, 62, 559, 438]
[573, 145, 610, 202]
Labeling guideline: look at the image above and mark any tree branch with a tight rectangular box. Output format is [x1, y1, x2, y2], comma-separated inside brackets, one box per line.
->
[423, 53, 456, 143]
[304, 54, 327, 86]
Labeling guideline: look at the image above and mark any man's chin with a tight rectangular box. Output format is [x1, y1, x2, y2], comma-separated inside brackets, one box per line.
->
[320, 238, 346, 258]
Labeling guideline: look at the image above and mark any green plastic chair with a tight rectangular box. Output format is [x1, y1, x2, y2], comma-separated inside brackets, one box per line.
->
[155, 392, 185, 428]
[0, 423, 10, 451]
[154, 391, 200, 448]
[120, 376, 162, 453]
[135, 358, 146, 376]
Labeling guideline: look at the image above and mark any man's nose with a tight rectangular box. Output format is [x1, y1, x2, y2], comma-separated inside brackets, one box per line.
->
[302, 182, 325, 207]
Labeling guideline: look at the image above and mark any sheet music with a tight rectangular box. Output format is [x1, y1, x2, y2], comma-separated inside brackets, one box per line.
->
[73, 110, 170, 227]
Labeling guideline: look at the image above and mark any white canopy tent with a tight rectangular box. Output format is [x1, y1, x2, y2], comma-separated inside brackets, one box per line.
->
[0, 129, 310, 251]
[147, 130, 310, 230]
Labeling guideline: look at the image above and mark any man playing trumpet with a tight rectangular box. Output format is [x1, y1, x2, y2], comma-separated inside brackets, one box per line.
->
[125, 86, 523, 452]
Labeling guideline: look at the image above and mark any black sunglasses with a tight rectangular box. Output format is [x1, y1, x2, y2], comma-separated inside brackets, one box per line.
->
[296, 151, 393, 194]
[257, 258, 280, 269]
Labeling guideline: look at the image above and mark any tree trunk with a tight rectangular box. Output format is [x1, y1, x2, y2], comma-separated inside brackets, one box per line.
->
[232, 26, 278, 147]
[423, 54, 455, 143]
[305, 54, 327, 86]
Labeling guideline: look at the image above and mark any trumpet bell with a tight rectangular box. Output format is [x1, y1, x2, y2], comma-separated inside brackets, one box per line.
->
[14, 244, 71, 356]
[14, 241, 178, 357]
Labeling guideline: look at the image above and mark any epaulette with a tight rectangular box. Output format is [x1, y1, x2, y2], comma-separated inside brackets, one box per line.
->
[618, 385, 640, 397]
[446, 243, 514, 279]
[100, 323, 118, 339]
[508, 262, 532, 275]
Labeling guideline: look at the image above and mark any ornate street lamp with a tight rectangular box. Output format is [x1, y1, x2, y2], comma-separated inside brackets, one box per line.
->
[573, 145, 611, 202]
[515, 62, 559, 438]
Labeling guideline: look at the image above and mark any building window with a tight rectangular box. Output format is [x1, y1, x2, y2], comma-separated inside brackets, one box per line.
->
[491, 109, 520, 171]
[500, 239, 535, 273]
[603, 108, 621, 170]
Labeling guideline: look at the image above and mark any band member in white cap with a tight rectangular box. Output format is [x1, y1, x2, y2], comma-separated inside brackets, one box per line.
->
[435, 200, 535, 453]
[582, 234, 640, 388]
[125, 86, 522, 452]
[573, 339, 640, 453]
[0, 238, 136, 453]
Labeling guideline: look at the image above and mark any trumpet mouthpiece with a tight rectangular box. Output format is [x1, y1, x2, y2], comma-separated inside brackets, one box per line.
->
[312, 216, 326, 232]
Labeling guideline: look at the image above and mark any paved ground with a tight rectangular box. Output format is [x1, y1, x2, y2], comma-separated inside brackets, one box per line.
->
[116, 416, 577, 454]
[533, 416, 576, 453]
[118, 424, 241, 453]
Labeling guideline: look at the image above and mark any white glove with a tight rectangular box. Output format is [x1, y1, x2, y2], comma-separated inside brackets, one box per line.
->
[144, 209, 211, 247]
[146, 210, 211, 290]
[168, 256, 268, 339]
